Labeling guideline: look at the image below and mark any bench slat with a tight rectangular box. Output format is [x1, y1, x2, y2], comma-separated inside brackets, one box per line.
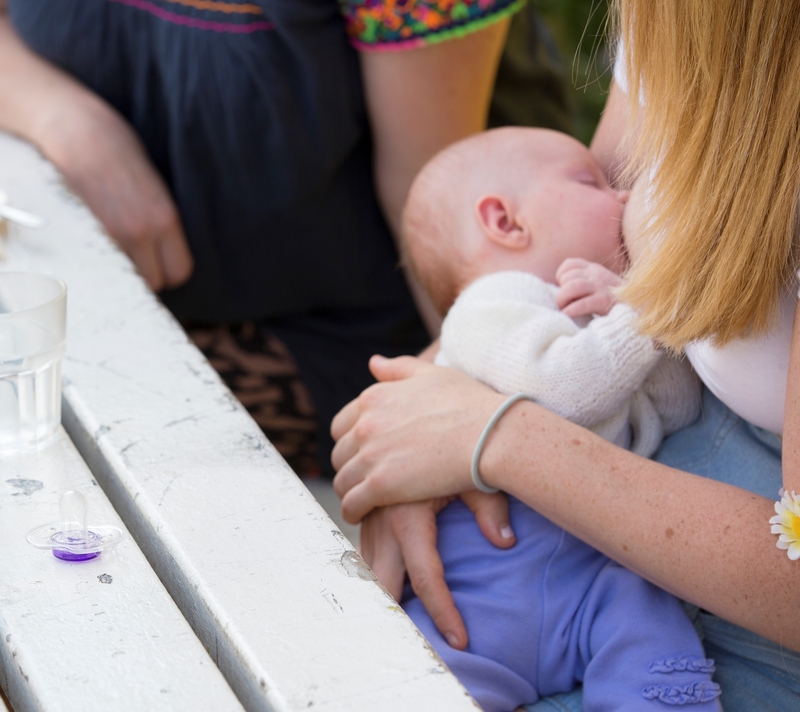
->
[0, 430, 244, 712]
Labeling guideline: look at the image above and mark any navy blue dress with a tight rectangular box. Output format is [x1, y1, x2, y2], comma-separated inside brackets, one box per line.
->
[10, 0, 413, 322]
[9, 1, 549, 474]
[9, 0, 441, 472]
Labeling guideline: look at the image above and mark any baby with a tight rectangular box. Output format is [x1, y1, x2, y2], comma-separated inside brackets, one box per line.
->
[399, 128, 722, 712]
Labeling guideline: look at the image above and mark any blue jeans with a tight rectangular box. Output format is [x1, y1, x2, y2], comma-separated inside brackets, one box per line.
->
[528, 389, 800, 711]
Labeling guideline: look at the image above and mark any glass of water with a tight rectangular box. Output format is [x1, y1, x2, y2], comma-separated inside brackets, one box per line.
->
[0, 272, 66, 453]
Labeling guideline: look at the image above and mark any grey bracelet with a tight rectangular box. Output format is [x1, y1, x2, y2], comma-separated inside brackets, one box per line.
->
[470, 393, 532, 494]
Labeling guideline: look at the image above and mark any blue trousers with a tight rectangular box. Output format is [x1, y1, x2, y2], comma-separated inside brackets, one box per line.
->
[403, 497, 721, 711]
[528, 390, 800, 712]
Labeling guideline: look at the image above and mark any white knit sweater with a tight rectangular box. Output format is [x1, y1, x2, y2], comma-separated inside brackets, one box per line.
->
[436, 271, 699, 457]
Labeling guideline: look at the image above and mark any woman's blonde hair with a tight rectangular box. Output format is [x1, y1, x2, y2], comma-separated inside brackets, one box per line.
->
[613, 1, 800, 351]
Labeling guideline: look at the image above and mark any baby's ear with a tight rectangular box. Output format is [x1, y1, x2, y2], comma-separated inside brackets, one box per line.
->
[474, 195, 530, 250]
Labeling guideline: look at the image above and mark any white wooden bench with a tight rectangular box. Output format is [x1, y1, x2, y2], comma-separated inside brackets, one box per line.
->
[2, 429, 243, 712]
[0, 132, 478, 711]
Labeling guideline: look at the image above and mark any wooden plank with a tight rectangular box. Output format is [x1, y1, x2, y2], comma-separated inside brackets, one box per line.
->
[0, 430, 243, 712]
[0, 133, 478, 711]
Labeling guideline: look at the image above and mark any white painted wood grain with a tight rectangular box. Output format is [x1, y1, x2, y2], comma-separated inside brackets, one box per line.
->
[0, 133, 478, 711]
[0, 430, 243, 712]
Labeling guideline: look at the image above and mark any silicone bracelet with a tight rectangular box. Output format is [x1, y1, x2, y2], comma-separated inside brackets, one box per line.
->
[470, 393, 532, 494]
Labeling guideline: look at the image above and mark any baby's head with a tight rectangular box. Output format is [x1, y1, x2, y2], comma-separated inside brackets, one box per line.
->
[402, 127, 628, 314]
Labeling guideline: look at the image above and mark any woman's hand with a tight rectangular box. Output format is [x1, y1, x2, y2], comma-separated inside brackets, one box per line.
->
[360, 492, 515, 650]
[0, 16, 192, 292]
[331, 354, 506, 524]
[38, 101, 193, 292]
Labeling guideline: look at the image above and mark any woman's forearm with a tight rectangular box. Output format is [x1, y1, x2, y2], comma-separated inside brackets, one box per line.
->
[360, 21, 508, 238]
[359, 21, 509, 338]
[0, 14, 193, 291]
[0, 16, 106, 149]
[480, 400, 799, 650]
[333, 356, 800, 651]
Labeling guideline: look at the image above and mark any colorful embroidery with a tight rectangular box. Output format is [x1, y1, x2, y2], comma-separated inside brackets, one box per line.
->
[108, 0, 274, 33]
[339, 0, 526, 50]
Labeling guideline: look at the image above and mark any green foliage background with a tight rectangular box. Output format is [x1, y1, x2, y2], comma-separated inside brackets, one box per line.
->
[536, 0, 612, 145]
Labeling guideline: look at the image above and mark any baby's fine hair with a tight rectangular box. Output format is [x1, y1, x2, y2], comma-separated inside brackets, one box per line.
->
[401, 128, 556, 314]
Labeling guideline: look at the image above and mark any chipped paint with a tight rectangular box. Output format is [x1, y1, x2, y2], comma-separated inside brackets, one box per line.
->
[5, 479, 43, 496]
[337, 551, 378, 582]
[321, 590, 343, 613]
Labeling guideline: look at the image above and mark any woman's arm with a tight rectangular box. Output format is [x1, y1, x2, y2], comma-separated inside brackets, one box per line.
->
[360, 23, 508, 237]
[0, 14, 191, 291]
[359, 22, 509, 336]
[332, 353, 800, 652]
[780, 309, 800, 493]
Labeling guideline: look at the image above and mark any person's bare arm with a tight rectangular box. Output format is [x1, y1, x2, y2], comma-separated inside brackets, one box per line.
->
[0, 14, 192, 291]
[779, 308, 800, 494]
[332, 353, 800, 652]
[478, 387, 797, 651]
[359, 22, 509, 336]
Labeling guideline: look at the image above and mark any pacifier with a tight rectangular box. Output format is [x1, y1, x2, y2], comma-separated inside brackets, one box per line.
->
[27, 490, 124, 561]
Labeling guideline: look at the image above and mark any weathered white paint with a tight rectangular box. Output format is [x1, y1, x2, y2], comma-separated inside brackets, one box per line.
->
[0, 430, 243, 712]
[0, 133, 479, 711]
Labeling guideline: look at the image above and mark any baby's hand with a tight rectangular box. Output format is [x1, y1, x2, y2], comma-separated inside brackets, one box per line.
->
[555, 258, 622, 318]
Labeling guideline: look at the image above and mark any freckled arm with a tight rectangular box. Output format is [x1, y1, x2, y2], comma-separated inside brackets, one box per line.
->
[477, 400, 797, 651]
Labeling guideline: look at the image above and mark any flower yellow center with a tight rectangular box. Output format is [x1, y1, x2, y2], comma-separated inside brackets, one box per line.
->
[792, 512, 800, 540]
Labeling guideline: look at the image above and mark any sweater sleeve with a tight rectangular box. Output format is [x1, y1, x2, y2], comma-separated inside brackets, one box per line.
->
[640, 355, 701, 436]
[440, 271, 663, 428]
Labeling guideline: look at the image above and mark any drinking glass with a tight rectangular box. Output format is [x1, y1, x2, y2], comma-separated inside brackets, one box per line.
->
[0, 272, 66, 453]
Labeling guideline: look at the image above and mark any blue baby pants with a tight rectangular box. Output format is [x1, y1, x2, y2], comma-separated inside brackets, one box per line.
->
[403, 498, 721, 712]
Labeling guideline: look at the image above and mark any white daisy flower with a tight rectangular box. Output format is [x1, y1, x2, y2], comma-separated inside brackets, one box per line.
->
[769, 489, 800, 560]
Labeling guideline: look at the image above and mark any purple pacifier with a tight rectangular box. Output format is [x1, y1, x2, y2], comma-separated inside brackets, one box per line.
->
[27, 490, 124, 561]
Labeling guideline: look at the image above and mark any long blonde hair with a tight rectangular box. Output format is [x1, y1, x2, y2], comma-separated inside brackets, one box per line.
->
[614, 1, 800, 351]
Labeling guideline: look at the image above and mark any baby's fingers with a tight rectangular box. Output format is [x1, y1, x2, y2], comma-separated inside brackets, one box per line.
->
[556, 277, 595, 310]
[555, 257, 592, 285]
[561, 292, 616, 319]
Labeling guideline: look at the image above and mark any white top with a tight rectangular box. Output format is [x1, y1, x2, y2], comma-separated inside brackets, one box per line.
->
[614, 53, 796, 434]
[684, 290, 795, 434]
[436, 271, 699, 457]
